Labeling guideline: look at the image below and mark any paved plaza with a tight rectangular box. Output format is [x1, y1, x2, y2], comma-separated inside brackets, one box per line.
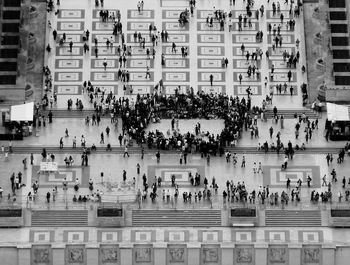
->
[1, 0, 350, 263]
[0, 0, 348, 208]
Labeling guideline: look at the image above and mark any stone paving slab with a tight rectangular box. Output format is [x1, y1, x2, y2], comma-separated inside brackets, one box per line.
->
[54, 72, 83, 82]
[55, 47, 83, 56]
[54, 85, 82, 95]
[163, 58, 189, 68]
[127, 9, 155, 19]
[162, 21, 189, 31]
[55, 59, 83, 69]
[198, 85, 226, 94]
[198, 72, 226, 82]
[197, 34, 224, 43]
[162, 72, 190, 82]
[162, 85, 189, 95]
[162, 45, 190, 55]
[267, 34, 295, 44]
[232, 34, 258, 43]
[57, 21, 84, 31]
[127, 21, 154, 31]
[232, 59, 261, 69]
[162, 10, 183, 19]
[197, 46, 225, 56]
[92, 10, 119, 19]
[233, 72, 261, 82]
[233, 85, 262, 96]
[57, 9, 85, 19]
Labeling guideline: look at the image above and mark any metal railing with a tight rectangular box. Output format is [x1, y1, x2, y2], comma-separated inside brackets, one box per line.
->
[0, 192, 348, 211]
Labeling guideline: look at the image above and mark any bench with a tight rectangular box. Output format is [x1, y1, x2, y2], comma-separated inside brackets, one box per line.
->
[232, 223, 255, 227]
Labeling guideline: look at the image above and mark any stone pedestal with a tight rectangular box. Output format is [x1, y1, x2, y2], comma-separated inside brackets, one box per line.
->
[288, 244, 302, 265]
[86, 244, 99, 265]
[120, 244, 133, 265]
[154, 243, 166, 265]
[18, 244, 31, 265]
[222, 243, 234, 265]
[52, 244, 65, 265]
[255, 243, 268, 265]
[188, 243, 200, 265]
[322, 244, 336, 265]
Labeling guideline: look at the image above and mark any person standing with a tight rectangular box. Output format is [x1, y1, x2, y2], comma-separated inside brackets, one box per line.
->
[241, 156, 246, 167]
[136, 163, 140, 175]
[124, 146, 130, 157]
[156, 151, 160, 163]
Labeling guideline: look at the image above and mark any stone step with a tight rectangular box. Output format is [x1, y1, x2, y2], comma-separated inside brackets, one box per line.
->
[31, 210, 88, 227]
[265, 210, 321, 227]
[132, 209, 221, 227]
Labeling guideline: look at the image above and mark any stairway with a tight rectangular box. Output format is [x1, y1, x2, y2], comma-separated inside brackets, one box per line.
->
[31, 210, 88, 227]
[265, 210, 321, 227]
[264, 109, 319, 119]
[132, 209, 222, 227]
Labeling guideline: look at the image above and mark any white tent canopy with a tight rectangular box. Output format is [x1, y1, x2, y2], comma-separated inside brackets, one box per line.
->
[10, 102, 34, 121]
[327, 103, 350, 121]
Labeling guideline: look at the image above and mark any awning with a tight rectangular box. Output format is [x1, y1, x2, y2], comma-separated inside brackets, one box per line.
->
[10, 102, 34, 121]
[327, 103, 350, 121]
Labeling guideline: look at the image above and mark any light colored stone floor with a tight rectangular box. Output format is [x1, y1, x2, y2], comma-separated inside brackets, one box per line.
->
[1, 150, 349, 209]
[45, 0, 307, 109]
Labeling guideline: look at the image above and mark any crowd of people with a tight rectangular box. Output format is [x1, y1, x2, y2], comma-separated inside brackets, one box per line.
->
[4, 0, 344, 210]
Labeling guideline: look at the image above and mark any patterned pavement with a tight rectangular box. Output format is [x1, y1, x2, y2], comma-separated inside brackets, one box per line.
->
[45, 0, 307, 108]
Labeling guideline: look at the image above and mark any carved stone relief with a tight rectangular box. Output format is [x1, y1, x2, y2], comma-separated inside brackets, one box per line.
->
[236, 248, 253, 263]
[269, 247, 287, 263]
[168, 247, 185, 263]
[100, 246, 119, 264]
[67, 247, 84, 263]
[303, 248, 320, 263]
[202, 247, 219, 263]
[32, 247, 51, 264]
[135, 247, 152, 263]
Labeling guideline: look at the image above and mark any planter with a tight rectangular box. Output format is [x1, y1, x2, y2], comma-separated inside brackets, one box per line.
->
[314, 32, 323, 45]
[25, 84, 33, 98]
[315, 58, 326, 71]
[28, 33, 36, 44]
[26, 57, 35, 71]
[312, 7, 321, 19]
[29, 6, 38, 19]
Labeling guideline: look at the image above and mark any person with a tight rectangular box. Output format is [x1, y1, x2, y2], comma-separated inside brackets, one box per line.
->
[59, 137, 64, 149]
[241, 156, 245, 167]
[46, 191, 50, 203]
[156, 151, 160, 163]
[62, 177, 68, 191]
[307, 175, 312, 187]
[136, 163, 140, 174]
[30, 153, 34, 165]
[124, 146, 130, 157]
[23, 158, 27, 170]
[89, 178, 94, 191]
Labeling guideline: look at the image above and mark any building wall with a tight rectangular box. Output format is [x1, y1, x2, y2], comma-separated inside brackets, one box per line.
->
[1, 243, 349, 265]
